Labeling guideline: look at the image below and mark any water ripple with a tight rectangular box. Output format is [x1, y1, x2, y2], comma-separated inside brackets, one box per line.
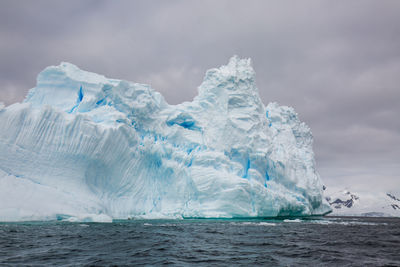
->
[0, 217, 399, 266]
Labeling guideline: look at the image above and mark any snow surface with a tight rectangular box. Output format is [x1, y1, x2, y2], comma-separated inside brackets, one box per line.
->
[0, 56, 331, 222]
[326, 188, 400, 217]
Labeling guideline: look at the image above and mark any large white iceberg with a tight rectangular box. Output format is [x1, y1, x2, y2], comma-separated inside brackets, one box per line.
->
[0, 56, 331, 222]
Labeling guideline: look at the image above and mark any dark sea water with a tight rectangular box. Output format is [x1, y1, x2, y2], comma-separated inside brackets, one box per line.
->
[0, 217, 399, 266]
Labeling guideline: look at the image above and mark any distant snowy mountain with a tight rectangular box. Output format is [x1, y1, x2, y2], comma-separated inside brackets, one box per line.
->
[325, 189, 400, 217]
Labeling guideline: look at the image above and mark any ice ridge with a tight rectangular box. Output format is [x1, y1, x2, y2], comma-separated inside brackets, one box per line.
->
[0, 56, 331, 222]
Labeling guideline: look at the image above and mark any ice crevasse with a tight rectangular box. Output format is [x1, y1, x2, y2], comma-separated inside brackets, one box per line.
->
[0, 56, 331, 222]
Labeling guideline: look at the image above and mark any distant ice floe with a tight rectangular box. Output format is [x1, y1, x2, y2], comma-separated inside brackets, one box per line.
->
[283, 219, 302, 223]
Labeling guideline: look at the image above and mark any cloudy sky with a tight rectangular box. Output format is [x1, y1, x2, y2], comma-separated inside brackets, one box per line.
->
[1, 0, 399, 192]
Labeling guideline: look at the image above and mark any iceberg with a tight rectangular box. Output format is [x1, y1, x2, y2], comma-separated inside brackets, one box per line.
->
[0, 56, 331, 222]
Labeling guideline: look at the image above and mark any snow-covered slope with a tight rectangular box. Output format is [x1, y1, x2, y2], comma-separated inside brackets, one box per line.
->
[0, 56, 331, 222]
[326, 189, 400, 217]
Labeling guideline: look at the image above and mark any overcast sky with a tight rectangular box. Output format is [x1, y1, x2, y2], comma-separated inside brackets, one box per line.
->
[1, 0, 399, 192]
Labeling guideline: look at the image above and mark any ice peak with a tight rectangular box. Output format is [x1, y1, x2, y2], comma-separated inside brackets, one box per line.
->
[225, 55, 254, 78]
[197, 56, 258, 104]
[203, 55, 255, 83]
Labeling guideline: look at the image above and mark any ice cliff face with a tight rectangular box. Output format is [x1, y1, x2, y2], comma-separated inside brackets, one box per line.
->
[0, 56, 331, 222]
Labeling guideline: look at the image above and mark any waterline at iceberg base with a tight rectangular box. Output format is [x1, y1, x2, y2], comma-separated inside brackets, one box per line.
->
[0, 56, 331, 222]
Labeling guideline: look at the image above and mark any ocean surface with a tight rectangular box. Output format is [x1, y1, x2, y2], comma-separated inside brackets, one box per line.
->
[1, 217, 399, 266]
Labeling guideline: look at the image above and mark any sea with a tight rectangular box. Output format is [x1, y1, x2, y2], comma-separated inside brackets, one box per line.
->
[0, 216, 399, 266]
